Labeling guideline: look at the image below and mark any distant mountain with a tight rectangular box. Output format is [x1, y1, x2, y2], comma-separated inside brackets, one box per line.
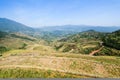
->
[59, 30, 105, 43]
[0, 18, 120, 42]
[0, 18, 120, 34]
[0, 18, 34, 34]
[39, 25, 120, 32]
[0, 18, 76, 41]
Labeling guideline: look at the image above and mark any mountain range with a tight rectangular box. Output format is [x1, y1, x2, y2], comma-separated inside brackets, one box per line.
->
[0, 18, 120, 56]
[0, 18, 120, 34]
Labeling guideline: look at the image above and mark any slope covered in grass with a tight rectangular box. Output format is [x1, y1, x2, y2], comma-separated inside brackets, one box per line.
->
[0, 44, 120, 78]
[0, 67, 88, 78]
[53, 30, 105, 54]
[0, 31, 40, 56]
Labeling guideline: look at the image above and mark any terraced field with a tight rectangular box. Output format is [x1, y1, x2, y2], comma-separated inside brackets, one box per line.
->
[0, 44, 120, 78]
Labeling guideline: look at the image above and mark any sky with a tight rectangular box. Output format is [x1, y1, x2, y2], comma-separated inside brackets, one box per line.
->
[0, 0, 120, 27]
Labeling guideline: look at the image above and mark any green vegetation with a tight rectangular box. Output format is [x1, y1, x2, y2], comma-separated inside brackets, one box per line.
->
[1, 48, 120, 78]
[0, 31, 8, 38]
[54, 30, 103, 54]
[0, 68, 87, 78]
[95, 47, 120, 56]
[10, 34, 35, 41]
[0, 46, 8, 56]
[0, 31, 39, 50]
[54, 30, 120, 56]
[102, 30, 120, 50]
[19, 43, 27, 49]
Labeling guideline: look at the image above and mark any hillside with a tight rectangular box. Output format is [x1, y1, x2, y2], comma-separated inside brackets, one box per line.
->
[53, 30, 105, 54]
[0, 31, 39, 56]
[59, 30, 105, 42]
[0, 18, 34, 34]
[95, 30, 120, 56]
[54, 30, 120, 56]
[0, 43, 120, 78]
[103, 30, 120, 50]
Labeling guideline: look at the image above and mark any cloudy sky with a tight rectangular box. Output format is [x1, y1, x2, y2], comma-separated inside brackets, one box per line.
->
[0, 0, 120, 27]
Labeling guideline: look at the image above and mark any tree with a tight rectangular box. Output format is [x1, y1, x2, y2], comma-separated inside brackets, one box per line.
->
[0, 46, 8, 56]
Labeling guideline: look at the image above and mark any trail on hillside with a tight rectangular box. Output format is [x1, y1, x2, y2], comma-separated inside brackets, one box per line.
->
[89, 46, 104, 56]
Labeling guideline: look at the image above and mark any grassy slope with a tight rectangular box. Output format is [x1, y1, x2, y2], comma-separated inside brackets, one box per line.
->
[0, 44, 120, 78]
[53, 30, 104, 54]
[0, 32, 39, 49]
[0, 30, 120, 78]
[0, 68, 87, 78]
[54, 30, 120, 56]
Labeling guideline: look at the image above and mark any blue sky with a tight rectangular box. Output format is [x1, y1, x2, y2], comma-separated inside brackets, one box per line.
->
[0, 0, 120, 27]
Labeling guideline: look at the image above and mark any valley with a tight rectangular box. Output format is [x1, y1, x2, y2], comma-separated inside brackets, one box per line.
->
[0, 18, 120, 78]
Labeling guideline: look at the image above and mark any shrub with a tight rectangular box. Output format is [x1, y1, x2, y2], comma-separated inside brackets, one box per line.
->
[0, 46, 8, 56]
[19, 43, 27, 49]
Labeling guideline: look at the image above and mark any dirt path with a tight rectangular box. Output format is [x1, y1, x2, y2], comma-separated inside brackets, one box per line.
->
[89, 46, 104, 56]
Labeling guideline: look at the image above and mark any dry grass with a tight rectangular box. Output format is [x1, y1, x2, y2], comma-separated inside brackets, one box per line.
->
[0, 67, 88, 78]
[0, 44, 120, 78]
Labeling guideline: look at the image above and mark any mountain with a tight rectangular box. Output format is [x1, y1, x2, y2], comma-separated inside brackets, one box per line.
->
[39, 25, 120, 32]
[0, 18, 35, 34]
[0, 18, 120, 43]
[36, 25, 120, 42]
[58, 30, 105, 42]
[0, 18, 77, 42]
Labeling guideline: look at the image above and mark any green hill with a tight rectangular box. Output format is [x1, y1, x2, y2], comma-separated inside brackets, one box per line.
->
[0, 31, 38, 56]
[102, 30, 120, 50]
[95, 30, 120, 56]
[53, 30, 105, 54]
[54, 30, 120, 56]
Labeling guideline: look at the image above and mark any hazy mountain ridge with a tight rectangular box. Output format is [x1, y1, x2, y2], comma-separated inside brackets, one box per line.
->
[0, 18, 120, 56]
[58, 30, 106, 42]
[39, 25, 120, 32]
[0, 18, 120, 41]
[0, 18, 34, 33]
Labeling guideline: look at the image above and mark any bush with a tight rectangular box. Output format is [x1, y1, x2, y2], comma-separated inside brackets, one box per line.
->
[94, 47, 120, 56]
[19, 43, 27, 49]
[102, 30, 120, 50]
[0, 46, 8, 56]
